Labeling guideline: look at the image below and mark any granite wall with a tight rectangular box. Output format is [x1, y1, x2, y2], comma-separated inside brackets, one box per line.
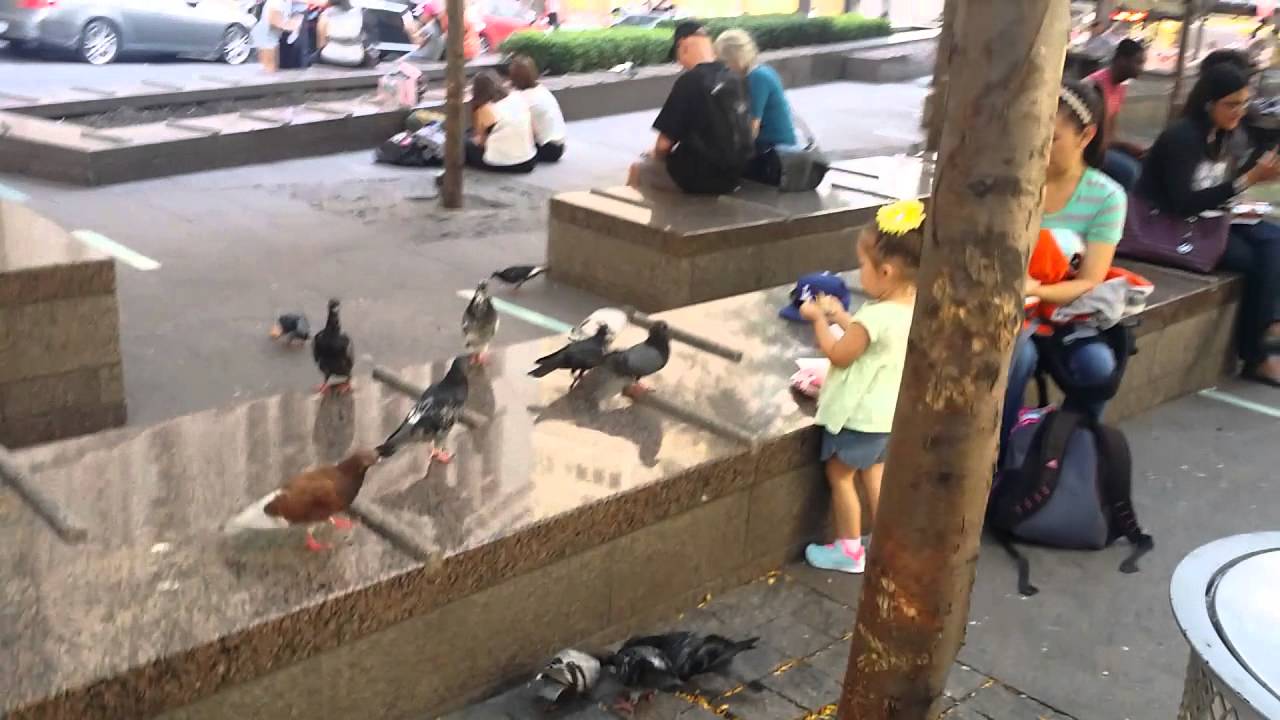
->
[156, 441, 830, 720]
[0, 202, 126, 447]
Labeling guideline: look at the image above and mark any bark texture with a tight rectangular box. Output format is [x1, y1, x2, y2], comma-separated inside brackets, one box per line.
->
[441, 0, 466, 209]
[838, 1, 1070, 718]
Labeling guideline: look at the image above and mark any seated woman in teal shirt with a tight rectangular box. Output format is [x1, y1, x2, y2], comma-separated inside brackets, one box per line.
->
[715, 28, 798, 184]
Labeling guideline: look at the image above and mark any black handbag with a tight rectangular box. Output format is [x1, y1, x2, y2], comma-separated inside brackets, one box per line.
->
[766, 116, 829, 193]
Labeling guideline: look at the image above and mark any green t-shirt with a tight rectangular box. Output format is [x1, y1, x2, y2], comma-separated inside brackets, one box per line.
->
[815, 299, 915, 435]
[1042, 166, 1127, 246]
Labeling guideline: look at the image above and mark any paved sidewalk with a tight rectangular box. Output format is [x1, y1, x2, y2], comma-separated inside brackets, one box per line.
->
[445, 566, 1076, 720]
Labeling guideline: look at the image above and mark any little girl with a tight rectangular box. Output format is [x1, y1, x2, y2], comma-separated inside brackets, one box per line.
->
[798, 199, 923, 574]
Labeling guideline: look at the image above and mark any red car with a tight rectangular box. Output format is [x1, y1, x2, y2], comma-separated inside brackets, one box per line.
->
[406, 0, 550, 53]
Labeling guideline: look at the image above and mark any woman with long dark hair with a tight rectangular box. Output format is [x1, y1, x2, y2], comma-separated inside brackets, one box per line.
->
[1137, 64, 1280, 385]
[1001, 80, 1128, 450]
[466, 72, 537, 174]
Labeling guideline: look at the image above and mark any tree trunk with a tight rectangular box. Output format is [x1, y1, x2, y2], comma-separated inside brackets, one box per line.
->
[837, 1, 1069, 718]
[922, 0, 958, 153]
[1169, 0, 1196, 125]
[441, 0, 466, 209]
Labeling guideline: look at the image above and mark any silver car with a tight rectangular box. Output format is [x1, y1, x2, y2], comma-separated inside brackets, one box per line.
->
[0, 0, 256, 65]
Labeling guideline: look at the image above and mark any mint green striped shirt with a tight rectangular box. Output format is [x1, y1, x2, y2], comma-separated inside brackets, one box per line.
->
[1042, 167, 1127, 247]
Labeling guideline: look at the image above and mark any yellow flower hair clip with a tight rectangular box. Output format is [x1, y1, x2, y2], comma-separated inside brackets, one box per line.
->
[876, 199, 926, 236]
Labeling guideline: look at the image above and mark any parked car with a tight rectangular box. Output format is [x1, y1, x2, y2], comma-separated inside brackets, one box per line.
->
[0, 0, 256, 65]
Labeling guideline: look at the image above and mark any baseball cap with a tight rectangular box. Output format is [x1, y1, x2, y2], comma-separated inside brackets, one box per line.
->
[779, 272, 851, 322]
[669, 20, 707, 61]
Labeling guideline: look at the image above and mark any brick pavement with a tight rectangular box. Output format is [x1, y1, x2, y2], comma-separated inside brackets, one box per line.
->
[444, 566, 1078, 720]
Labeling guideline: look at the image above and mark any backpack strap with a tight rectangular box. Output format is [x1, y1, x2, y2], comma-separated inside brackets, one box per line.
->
[1091, 420, 1155, 573]
[992, 528, 1040, 597]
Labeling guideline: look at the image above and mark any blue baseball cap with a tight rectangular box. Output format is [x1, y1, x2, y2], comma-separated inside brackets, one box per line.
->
[780, 272, 851, 322]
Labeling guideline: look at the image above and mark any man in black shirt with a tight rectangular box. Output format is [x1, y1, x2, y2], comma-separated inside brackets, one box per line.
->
[627, 21, 747, 194]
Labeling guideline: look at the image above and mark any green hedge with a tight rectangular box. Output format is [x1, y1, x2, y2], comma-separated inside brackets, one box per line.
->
[501, 13, 891, 75]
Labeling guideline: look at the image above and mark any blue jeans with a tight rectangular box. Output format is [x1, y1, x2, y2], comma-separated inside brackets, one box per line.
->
[999, 331, 1117, 462]
[1220, 220, 1280, 364]
[1102, 149, 1142, 192]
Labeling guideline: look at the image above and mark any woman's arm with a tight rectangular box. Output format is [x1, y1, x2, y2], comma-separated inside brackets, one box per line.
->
[1154, 126, 1241, 216]
[472, 104, 497, 145]
[316, 14, 329, 48]
[1030, 240, 1117, 305]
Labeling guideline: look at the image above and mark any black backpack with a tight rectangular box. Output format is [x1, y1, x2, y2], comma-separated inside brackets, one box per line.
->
[687, 65, 755, 176]
[989, 406, 1154, 597]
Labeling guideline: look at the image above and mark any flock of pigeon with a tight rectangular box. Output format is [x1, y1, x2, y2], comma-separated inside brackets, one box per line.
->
[531, 631, 759, 715]
[223, 264, 675, 552]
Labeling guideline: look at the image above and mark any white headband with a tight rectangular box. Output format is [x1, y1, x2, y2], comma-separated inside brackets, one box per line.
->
[1060, 87, 1094, 126]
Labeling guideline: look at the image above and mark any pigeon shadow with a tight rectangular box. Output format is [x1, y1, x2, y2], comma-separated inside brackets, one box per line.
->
[530, 383, 663, 468]
[312, 392, 357, 464]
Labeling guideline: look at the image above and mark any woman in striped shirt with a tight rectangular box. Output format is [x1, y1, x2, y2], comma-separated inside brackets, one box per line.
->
[1001, 80, 1128, 451]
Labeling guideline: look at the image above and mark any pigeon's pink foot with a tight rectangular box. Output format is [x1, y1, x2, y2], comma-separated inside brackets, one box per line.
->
[430, 448, 454, 464]
[314, 382, 331, 395]
[328, 516, 355, 531]
[270, 324, 284, 339]
[305, 532, 332, 552]
[611, 691, 652, 716]
[334, 381, 353, 395]
[622, 382, 653, 399]
[469, 351, 491, 367]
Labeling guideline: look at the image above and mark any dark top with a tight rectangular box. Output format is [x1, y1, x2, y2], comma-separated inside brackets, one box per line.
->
[653, 61, 741, 195]
[1137, 117, 1252, 217]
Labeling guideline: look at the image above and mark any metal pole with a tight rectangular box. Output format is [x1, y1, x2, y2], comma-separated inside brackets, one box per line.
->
[441, 0, 465, 209]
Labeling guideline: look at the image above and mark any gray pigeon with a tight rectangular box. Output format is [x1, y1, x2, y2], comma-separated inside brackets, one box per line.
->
[528, 325, 610, 385]
[462, 281, 499, 366]
[491, 264, 546, 289]
[603, 644, 681, 715]
[377, 355, 469, 464]
[621, 632, 759, 680]
[600, 321, 670, 398]
[271, 312, 310, 345]
[529, 648, 602, 704]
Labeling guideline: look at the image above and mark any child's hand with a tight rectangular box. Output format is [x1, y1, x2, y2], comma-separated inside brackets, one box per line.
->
[797, 299, 825, 322]
[815, 294, 844, 317]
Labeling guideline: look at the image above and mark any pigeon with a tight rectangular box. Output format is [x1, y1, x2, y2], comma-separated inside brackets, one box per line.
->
[602, 644, 681, 715]
[490, 264, 546, 289]
[610, 61, 637, 78]
[530, 648, 602, 704]
[223, 449, 380, 551]
[312, 299, 355, 395]
[462, 281, 499, 366]
[377, 355, 470, 464]
[528, 325, 610, 385]
[600, 321, 671, 398]
[569, 307, 629, 344]
[620, 632, 759, 681]
[270, 312, 310, 345]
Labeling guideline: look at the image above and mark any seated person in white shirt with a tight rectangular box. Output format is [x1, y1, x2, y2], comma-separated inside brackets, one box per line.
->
[508, 54, 567, 163]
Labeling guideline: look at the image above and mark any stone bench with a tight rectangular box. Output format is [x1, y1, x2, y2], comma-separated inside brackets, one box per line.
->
[548, 154, 933, 312]
[0, 200, 126, 447]
[843, 44, 934, 83]
[1094, 261, 1242, 422]
[0, 253, 1239, 719]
